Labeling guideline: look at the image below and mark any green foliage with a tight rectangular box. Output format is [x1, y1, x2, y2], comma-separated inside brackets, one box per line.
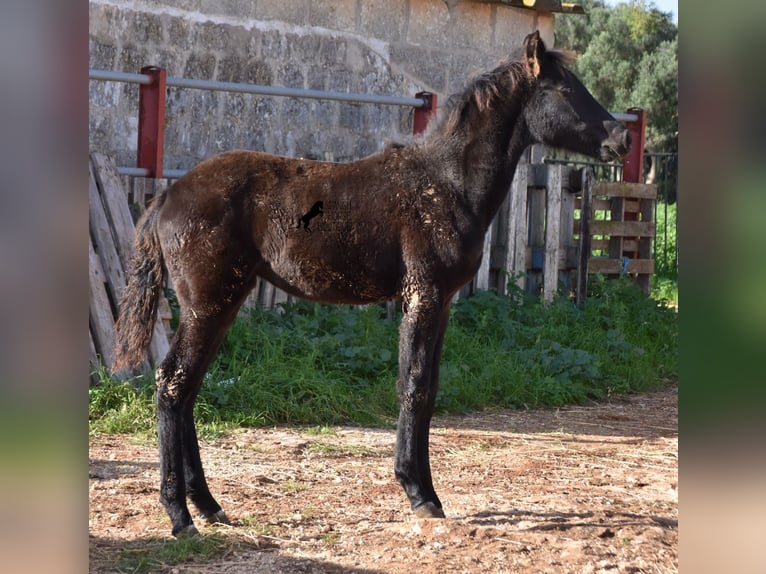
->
[90, 279, 677, 435]
[555, 0, 678, 150]
[88, 370, 156, 436]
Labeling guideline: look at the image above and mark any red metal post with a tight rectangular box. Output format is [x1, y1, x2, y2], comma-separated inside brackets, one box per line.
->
[621, 108, 647, 262]
[412, 91, 437, 136]
[622, 107, 646, 183]
[137, 66, 166, 179]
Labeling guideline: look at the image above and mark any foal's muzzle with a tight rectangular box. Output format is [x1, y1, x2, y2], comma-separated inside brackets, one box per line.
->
[600, 120, 631, 162]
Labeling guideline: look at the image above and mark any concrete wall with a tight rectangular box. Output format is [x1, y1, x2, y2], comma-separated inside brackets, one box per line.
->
[89, 0, 554, 169]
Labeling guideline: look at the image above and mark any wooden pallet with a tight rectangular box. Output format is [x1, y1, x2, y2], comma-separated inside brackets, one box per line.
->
[575, 176, 657, 302]
[89, 153, 171, 382]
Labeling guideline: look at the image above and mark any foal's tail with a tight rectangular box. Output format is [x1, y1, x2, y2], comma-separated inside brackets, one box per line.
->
[112, 193, 168, 373]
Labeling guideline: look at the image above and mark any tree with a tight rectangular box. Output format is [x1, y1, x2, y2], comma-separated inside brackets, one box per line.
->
[555, 1, 678, 151]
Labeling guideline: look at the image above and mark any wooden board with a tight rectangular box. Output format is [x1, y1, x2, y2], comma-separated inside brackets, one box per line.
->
[576, 169, 593, 305]
[588, 258, 655, 275]
[89, 162, 125, 314]
[89, 237, 116, 368]
[91, 153, 137, 271]
[543, 164, 562, 302]
[589, 220, 656, 237]
[88, 153, 170, 376]
[476, 220, 494, 290]
[592, 181, 657, 199]
[506, 161, 530, 291]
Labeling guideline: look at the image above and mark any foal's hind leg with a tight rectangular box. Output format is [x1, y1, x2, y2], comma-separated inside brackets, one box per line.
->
[182, 401, 229, 525]
[156, 279, 254, 536]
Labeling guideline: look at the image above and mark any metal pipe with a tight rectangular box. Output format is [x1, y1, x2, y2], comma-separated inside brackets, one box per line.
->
[117, 166, 150, 176]
[88, 69, 153, 85]
[89, 68, 427, 108]
[117, 166, 188, 178]
[611, 112, 640, 122]
[167, 77, 426, 107]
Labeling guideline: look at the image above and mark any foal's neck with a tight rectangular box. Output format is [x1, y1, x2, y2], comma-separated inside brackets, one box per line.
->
[458, 100, 531, 230]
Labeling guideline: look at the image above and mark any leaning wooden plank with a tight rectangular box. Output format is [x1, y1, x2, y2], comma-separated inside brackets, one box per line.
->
[543, 165, 562, 302]
[588, 258, 655, 274]
[91, 153, 136, 271]
[89, 237, 116, 369]
[89, 161, 126, 310]
[89, 329, 102, 385]
[592, 181, 657, 199]
[590, 220, 656, 237]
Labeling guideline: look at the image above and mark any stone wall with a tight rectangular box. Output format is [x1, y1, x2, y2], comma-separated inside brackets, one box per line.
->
[89, 0, 554, 169]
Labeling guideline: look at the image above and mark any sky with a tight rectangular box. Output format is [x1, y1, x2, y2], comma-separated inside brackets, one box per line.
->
[603, 0, 678, 24]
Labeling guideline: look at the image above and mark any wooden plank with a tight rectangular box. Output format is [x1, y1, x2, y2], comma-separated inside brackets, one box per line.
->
[609, 197, 625, 261]
[493, 191, 512, 294]
[576, 169, 593, 305]
[476, 221, 494, 290]
[559, 171, 576, 291]
[524, 246, 576, 268]
[588, 258, 655, 275]
[91, 153, 137, 272]
[89, 237, 116, 369]
[543, 165, 562, 302]
[260, 281, 276, 309]
[273, 287, 289, 307]
[590, 220, 656, 237]
[89, 162, 125, 314]
[623, 199, 641, 213]
[637, 197, 655, 294]
[527, 182, 546, 296]
[592, 181, 657, 199]
[90, 156, 170, 371]
[507, 162, 530, 291]
[89, 329, 101, 385]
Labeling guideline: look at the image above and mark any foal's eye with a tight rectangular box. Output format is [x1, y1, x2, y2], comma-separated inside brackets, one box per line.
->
[559, 87, 573, 96]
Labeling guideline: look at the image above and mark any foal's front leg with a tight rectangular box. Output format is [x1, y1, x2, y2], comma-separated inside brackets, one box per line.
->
[394, 288, 449, 518]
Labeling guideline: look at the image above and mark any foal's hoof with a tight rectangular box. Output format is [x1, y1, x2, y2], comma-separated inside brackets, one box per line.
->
[203, 509, 230, 525]
[413, 502, 446, 519]
[174, 523, 200, 538]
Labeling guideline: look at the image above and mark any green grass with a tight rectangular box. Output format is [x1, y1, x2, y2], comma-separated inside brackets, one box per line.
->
[116, 533, 233, 573]
[90, 277, 677, 435]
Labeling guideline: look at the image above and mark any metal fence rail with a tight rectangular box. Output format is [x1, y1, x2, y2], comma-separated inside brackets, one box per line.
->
[89, 67, 436, 178]
[88, 68, 429, 108]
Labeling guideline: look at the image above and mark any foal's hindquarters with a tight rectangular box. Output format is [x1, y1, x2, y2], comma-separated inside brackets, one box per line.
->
[153, 182, 260, 536]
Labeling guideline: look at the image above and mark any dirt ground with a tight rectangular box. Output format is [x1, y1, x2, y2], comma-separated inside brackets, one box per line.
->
[89, 384, 677, 573]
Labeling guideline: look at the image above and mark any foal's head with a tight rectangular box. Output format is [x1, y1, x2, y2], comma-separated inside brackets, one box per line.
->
[522, 31, 630, 162]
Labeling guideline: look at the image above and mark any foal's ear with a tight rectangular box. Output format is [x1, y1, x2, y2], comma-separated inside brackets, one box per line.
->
[523, 30, 546, 78]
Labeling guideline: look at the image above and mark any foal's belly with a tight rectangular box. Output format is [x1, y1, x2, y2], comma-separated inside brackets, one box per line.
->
[260, 237, 401, 305]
